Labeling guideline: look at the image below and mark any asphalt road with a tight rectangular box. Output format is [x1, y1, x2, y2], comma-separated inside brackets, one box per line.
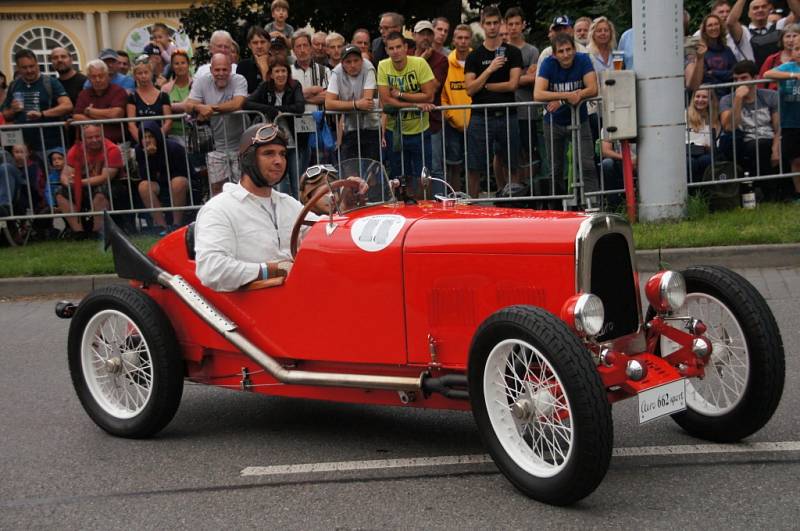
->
[1, 267, 798, 530]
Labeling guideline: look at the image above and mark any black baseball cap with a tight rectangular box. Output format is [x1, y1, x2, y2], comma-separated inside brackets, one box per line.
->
[342, 44, 362, 59]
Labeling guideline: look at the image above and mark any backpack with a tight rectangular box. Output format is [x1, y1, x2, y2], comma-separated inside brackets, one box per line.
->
[7, 74, 54, 106]
[701, 162, 741, 211]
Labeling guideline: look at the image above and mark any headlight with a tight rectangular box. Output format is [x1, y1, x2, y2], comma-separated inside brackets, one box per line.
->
[645, 270, 687, 313]
[573, 293, 605, 336]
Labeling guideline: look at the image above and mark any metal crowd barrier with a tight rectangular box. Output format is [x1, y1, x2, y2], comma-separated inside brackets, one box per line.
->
[277, 99, 613, 209]
[690, 78, 799, 190]
[9, 80, 793, 237]
[0, 111, 266, 235]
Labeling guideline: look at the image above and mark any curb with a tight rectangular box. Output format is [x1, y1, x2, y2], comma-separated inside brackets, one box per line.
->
[1, 244, 798, 298]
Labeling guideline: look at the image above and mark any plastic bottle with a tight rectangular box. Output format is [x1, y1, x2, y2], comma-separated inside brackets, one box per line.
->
[742, 172, 756, 209]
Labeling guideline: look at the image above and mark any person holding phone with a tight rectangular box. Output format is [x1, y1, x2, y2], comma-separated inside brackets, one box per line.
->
[463, 5, 522, 197]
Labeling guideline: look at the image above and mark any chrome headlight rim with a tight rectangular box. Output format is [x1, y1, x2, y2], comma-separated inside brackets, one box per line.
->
[573, 293, 605, 337]
[659, 271, 687, 311]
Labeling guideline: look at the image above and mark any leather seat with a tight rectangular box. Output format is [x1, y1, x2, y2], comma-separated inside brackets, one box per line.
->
[185, 222, 196, 260]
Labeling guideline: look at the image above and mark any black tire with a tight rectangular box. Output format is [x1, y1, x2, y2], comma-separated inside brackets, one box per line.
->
[68, 285, 184, 438]
[468, 305, 612, 506]
[668, 266, 785, 442]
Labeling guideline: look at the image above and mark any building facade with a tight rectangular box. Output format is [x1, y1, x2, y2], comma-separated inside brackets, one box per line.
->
[1, 1, 192, 77]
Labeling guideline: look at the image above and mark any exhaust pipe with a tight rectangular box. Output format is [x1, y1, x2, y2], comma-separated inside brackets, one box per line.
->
[102, 212, 424, 392]
[163, 273, 423, 391]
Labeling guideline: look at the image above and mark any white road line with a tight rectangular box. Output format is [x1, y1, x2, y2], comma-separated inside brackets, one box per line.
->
[240, 441, 800, 477]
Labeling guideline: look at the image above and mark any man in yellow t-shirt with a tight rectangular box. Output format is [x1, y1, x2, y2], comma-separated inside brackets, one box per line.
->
[377, 32, 437, 189]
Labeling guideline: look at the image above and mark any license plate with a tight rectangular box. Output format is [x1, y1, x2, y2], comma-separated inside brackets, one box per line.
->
[638, 379, 687, 424]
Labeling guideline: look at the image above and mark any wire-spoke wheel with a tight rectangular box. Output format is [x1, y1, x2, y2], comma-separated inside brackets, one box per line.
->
[68, 286, 184, 438]
[676, 293, 749, 416]
[469, 306, 612, 506]
[81, 310, 154, 419]
[666, 266, 785, 442]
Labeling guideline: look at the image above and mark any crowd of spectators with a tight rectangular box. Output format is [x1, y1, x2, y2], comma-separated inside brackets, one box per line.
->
[2, 0, 800, 242]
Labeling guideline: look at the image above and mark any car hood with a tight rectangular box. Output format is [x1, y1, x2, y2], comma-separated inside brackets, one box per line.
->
[397, 202, 590, 255]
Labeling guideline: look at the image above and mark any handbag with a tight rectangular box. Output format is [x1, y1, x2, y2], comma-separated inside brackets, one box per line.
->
[310, 110, 336, 151]
[185, 117, 215, 154]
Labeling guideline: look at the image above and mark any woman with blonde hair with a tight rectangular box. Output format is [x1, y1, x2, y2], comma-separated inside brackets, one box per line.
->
[587, 16, 618, 72]
[686, 88, 720, 180]
[126, 56, 172, 144]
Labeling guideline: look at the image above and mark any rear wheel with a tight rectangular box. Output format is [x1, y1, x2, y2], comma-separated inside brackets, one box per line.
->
[469, 305, 612, 506]
[68, 286, 184, 438]
[666, 266, 785, 442]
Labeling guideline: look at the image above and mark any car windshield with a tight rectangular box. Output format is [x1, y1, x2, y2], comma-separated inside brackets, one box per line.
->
[330, 158, 395, 214]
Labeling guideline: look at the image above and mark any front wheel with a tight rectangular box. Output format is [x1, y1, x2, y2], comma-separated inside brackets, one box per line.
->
[68, 286, 184, 438]
[667, 266, 785, 442]
[469, 306, 612, 506]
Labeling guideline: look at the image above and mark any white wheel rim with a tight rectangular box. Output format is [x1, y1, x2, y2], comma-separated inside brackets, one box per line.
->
[483, 339, 574, 478]
[80, 309, 154, 419]
[676, 293, 750, 416]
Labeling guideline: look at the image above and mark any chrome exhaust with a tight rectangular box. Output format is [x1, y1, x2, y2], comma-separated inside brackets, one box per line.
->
[161, 273, 423, 391]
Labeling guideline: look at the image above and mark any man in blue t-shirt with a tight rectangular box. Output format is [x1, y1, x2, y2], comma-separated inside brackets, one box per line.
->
[1, 49, 73, 156]
[534, 33, 598, 207]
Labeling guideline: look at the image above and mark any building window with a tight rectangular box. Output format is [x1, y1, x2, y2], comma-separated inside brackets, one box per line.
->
[11, 26, 80, 76]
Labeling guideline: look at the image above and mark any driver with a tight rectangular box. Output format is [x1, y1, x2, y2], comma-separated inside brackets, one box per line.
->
[194, 123, 313, 291]
[299, 164, 367, 215]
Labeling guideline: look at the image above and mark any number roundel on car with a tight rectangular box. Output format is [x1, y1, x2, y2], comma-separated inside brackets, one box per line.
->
[350, 215, 405, 252]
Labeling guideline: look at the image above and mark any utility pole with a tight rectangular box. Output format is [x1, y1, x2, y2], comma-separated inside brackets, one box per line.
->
[633, 0, 687, 221]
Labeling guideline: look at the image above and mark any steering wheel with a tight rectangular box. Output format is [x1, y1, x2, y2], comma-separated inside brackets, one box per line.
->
[290, 179, 361, 259]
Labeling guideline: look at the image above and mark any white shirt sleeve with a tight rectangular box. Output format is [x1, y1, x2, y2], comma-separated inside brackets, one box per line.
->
[195, 204, 261, 292]
[364, 68, 377, 90]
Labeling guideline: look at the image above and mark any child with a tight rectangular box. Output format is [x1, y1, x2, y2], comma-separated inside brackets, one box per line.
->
[44, 147, 65, 208]
[265, 0, 294, 42]
[151, 23, 178, 75]
[11, 144, 44, 210]
[765, 43, 800, 202]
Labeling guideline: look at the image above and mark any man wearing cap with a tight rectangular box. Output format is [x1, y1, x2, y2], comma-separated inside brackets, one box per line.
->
[414, 20, 449, 185]
[81, 49, 135, 93]
[537, 15, 589, 65]
[325, 44, 381, 160]
[194, 123, 302, 291]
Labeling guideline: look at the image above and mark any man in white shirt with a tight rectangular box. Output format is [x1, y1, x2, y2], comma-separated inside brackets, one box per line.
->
[727, 0, 800, 68]
[194, 123, 301, 292]
[291, 31, 330, 174]
[195, 30, 238, 78]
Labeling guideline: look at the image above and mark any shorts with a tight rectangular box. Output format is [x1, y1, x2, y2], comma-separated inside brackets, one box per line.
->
[56, 182, 118, 211]
[781, 128, 800, 164]
[206, 150, 240, 185]
[466, 110, 520, 174]
[443, 122, 465, 165]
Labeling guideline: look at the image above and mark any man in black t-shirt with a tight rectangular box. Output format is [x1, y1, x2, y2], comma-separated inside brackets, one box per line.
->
[50, 48, 87, 106]
[464, 6, 522, 197]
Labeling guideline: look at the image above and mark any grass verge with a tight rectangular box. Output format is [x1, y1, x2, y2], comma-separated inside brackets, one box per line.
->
[0, 202, 797, 278]
[0, 236, 158, 278]
[632, 201, 800, 250]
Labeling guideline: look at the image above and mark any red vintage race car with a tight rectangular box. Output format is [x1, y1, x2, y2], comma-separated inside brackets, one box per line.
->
[58, 162, 785, 506]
